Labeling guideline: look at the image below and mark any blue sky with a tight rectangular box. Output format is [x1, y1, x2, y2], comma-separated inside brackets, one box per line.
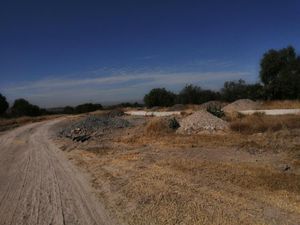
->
[1, 0, 300, 107]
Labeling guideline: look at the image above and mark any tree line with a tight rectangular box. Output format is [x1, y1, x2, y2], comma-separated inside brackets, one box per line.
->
[0, 97, 103, 117]
[144, 46, 300, 107]
[1, 46, 300, 116]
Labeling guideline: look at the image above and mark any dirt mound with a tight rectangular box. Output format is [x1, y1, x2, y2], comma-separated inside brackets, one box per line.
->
[177, 110, 228, 134]
[222, 99, 258, 113]
[59, 115, 130, 141]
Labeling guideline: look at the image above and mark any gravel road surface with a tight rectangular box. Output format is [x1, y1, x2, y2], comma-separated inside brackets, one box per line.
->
[0, 119, 114, 225]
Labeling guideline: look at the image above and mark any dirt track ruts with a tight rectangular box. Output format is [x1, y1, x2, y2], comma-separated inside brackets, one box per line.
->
[0, 119, 114, 225]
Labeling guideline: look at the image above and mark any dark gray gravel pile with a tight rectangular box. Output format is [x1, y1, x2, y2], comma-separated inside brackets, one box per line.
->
[59, 115, 130, 142]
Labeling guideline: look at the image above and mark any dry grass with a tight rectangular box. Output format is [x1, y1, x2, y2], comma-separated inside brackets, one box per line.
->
[67, 146, 300, 225]
[230, 114, 300, 134]
[56, 107, 300, 225]
[144, 117, 175, 136]
[259, 100, 300, 109]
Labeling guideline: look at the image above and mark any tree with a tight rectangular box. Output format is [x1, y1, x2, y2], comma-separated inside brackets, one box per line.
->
[63, 106, 75, 114]
[0, 93, 9, 115]
[178, 85, 202, 104]
[11, 99, 42, 117]
[144, 88, 176, 107]
[259, 46, 300, 99]
[74, 103, 103, 113]
[221, 79, 263, 102]
[245, 83, 264, 100]
[221, 79, 248, 102]
[177, 84, 219, 104]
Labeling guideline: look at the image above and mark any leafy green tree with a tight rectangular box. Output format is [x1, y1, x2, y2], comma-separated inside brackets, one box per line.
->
[144, 88, 176, 107]
[0, 93, 9, 115]
[259, 46, 300, 99]
[11, 99, 42, 117]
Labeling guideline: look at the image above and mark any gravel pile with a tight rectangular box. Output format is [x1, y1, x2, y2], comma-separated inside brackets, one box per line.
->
[59, 115, 130, 142]
[222, 99, 258, 113]
[177, 110, 228, 134]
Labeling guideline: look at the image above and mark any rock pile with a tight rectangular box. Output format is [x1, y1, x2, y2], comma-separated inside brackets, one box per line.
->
[177, 110, 228, 134]
[59, 115, 130, 142]
[222, 99, 258, 113]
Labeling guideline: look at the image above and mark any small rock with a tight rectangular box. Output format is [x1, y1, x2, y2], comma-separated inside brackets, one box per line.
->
[283, 165, 291, 172]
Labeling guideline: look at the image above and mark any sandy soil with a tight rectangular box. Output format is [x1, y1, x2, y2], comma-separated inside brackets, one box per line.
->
[0, 118, 114, 225]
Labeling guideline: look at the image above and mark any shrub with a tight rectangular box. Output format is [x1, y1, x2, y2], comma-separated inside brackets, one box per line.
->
[206, 105, 225, 118]
[168, 117, 180, 129]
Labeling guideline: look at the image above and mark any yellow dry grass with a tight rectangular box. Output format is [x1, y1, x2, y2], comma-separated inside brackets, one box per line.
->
[56, 105, 300, 225]
[259, 100, 300, 109]
[230, 114, 300, 134]
[144, 117, 174, 136]
[68, 144, 300, 225]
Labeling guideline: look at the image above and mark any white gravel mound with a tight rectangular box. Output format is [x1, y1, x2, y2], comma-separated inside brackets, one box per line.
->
[222, 99, 258, 113]
[177, 110, 228, 134]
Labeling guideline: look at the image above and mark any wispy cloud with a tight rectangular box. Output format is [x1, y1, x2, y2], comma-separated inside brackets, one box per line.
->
[188, 59, 235, 68]
[136, 55, 159, 60]
[2, 69, 251, 107]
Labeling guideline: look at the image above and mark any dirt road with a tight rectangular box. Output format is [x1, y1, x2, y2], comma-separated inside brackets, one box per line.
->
[0, 119, 113, 225]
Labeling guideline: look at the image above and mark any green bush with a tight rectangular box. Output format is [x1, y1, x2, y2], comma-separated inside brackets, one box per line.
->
[206, 105, 225, 118]
[168, 117, 180, 129]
